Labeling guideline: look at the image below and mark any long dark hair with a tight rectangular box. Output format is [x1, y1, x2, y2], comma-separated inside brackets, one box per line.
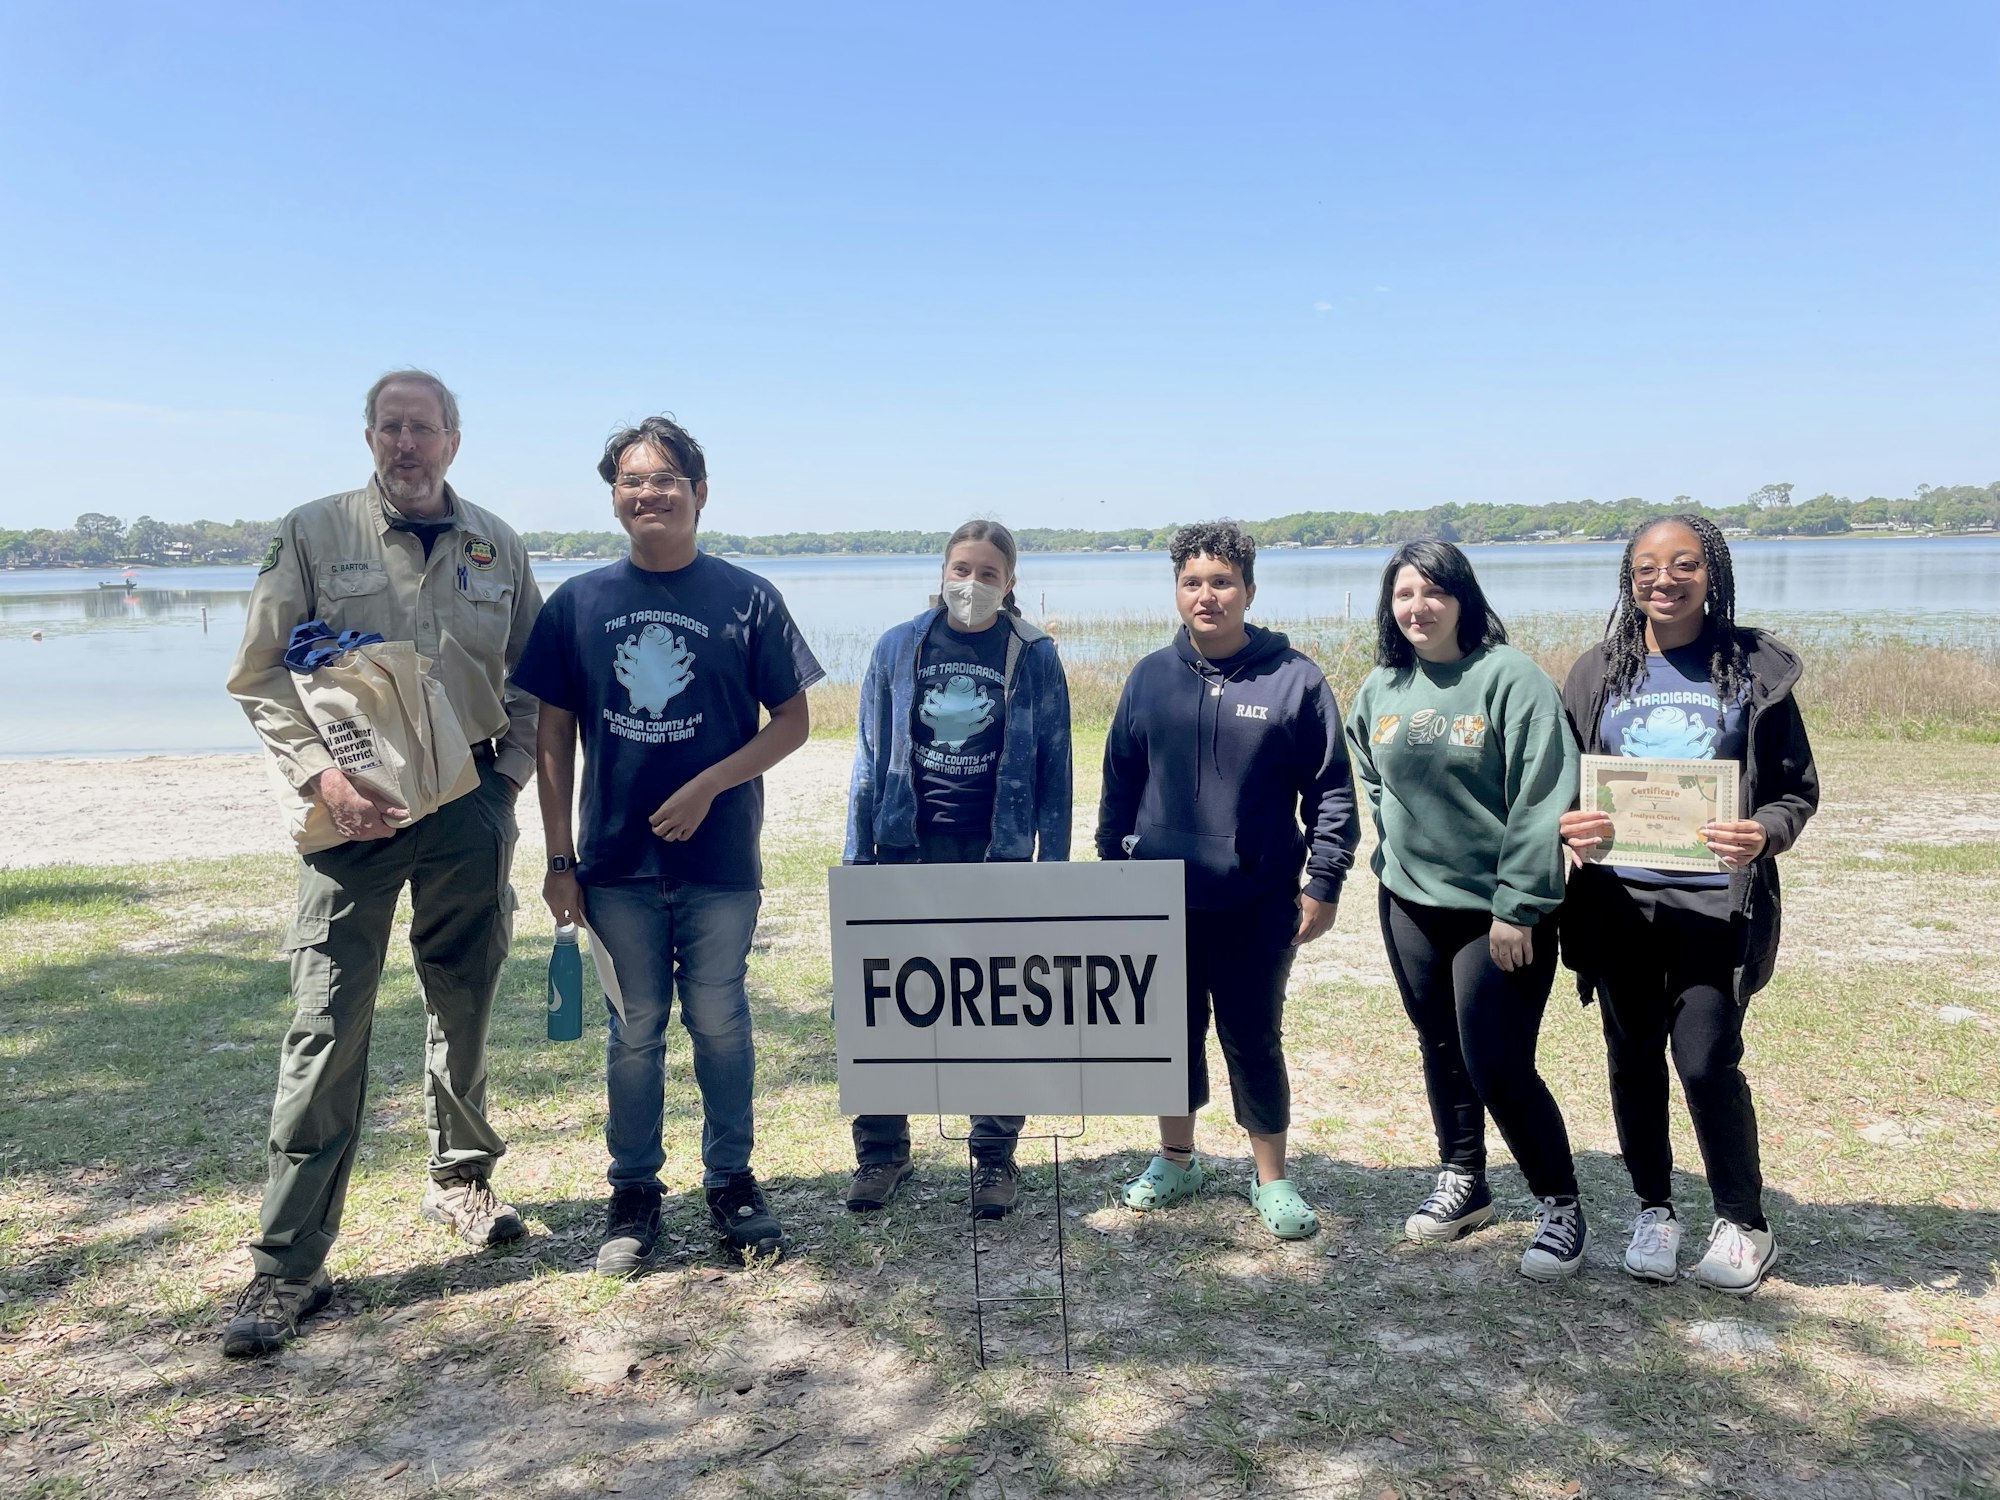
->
[1604, 513, 1749, 701]
[942, 518, 1023, 617]
[1373, 539, 1508, 671]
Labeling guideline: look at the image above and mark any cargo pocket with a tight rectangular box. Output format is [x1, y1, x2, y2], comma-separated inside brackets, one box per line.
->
[282, 911, 333, 1018]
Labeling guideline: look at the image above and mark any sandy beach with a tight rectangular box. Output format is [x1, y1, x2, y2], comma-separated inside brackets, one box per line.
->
[0, 740, 860, 870]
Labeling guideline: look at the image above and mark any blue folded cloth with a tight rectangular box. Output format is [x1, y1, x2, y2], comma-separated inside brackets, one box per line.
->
[284, 620, 387, 673]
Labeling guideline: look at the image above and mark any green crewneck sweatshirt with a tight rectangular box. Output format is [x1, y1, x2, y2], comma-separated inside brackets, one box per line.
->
[1346, 643, 1577, 924]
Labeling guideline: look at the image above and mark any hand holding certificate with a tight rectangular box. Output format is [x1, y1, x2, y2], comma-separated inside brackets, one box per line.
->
[1574, 756, 1743, 874]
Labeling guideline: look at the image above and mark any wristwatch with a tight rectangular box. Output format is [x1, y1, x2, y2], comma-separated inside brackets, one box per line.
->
[548, 855, 574, 873]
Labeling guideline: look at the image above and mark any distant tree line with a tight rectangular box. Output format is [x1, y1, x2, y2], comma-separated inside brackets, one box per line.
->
[5, 483, 1995, 568]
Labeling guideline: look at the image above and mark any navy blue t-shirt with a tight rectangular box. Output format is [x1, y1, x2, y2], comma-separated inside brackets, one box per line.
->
[911, 614, 1010, 833]
[1598, 644, 1747, 890]
[511, 553, 825, 888]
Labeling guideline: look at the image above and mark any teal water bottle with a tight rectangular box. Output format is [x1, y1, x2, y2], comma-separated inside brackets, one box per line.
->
[547, 924, 584, 1041]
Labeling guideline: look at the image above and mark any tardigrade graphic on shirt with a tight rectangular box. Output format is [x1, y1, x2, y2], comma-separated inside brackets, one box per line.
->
[1619, 703, 1716, 758]
[1608, 685, 1721, 760]
[598, 608, 714, 747]
[920, 673, 995, 750]
[616, 623, 696, 716]
[1404, 708, 1448, 746]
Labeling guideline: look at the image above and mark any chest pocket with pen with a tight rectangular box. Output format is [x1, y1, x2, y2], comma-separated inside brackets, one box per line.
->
[455, 571, 513, 653]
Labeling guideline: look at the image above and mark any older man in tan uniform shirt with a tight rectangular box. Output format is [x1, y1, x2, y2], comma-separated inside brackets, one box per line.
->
[221, 370, 541, 1357]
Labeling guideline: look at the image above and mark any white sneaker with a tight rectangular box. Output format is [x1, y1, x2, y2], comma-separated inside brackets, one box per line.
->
[1623, 1206, 1681, 1283]
[1692, 1219, 1778, 1295]
[1518, 1197, 1588, 1281]
[1403, 1168, 1495, 1244]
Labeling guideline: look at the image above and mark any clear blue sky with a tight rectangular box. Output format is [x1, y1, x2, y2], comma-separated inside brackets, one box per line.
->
[1, 2, 1994, 536]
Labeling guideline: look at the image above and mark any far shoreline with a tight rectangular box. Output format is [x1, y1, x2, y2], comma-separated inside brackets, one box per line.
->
[7, 527, 1996, 574]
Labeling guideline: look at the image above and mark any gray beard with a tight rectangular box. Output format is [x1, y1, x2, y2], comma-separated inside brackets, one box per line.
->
[379, 469, 441, 511]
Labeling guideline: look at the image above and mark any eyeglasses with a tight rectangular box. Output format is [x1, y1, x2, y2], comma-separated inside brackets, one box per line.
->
[372, 421, 448, 442]
[1632, 560, 1702, 586]
[613, 473, 693, 496]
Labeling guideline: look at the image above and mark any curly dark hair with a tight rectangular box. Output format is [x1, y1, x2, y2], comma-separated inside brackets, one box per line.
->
[1603, 513, 1748, 702]
[598, 414, 708, 485]
[1169, 521, 1256, 587]
[1372, 539, 1508, 671]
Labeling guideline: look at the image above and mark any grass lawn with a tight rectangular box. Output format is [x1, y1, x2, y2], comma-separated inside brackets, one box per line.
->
[1, 734, 1996, 1499]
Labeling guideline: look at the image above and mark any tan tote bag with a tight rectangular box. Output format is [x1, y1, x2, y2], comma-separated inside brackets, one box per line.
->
[268, 640, 482, 854]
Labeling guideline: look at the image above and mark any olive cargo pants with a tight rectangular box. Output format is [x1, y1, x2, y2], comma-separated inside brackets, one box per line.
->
[248, 760, 518, 1279]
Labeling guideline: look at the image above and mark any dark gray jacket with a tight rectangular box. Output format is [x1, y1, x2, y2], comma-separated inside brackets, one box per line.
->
[1557, 628, 1819, 1001]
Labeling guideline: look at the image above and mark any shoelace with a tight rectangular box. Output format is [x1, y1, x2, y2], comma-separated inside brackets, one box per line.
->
[1711, 1221, 1749, 1267]
[1532, 1203, 1582, 1256]
[1420, 1171, 1476, 1220]
[1631, 1208, 1674, 1253]
[973, 1164, 1014, 1188]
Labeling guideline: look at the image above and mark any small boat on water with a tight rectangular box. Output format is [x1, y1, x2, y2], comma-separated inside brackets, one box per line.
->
[99, 580, 142, 591]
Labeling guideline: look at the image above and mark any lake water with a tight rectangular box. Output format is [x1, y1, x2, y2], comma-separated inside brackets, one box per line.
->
[3, 536, 1997, 758]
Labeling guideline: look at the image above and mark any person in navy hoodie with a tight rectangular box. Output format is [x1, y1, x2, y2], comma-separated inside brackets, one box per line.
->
[1096, 521, 1358, 1239]
[843, 519, 1073, 1219]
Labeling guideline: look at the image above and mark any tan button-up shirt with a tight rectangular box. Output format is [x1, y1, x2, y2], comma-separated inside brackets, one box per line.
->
[228, 479, 543, 793]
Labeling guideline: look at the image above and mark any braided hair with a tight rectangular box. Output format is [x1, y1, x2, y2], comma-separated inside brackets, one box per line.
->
[1604, 512, 1749, 702]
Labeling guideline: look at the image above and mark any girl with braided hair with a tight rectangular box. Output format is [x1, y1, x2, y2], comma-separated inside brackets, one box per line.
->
[1557, 515, 1819, 1295]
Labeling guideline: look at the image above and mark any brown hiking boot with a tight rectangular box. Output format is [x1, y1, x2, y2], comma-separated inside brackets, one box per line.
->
[421, 1173, 525, 1246]
[970, 1159, 1021, 1220]
[845, 1160, 915, 1212]
[221, 1268, 333, 1358]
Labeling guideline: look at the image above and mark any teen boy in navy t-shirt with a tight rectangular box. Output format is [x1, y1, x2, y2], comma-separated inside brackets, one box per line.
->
[512, 416, 822, 1275]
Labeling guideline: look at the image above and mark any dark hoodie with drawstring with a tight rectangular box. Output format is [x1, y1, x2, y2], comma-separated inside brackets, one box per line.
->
[1095, 624, 1359, 911]
[1557, 628, 1819, 1002]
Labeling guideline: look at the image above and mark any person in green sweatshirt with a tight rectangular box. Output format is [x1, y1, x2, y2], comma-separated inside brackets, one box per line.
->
[1347, 540, 1589, 1280]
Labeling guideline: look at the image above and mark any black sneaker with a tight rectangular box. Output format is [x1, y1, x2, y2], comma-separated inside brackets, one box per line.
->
[708, 1175, 786, 1258]
[845, 1160, 915, 1212]
[970, 1159, 1021, 1220]
[1404, 1167, 1496, 1243]
[221, 1267, 333, 1358]
[596, 1184, 663, 1277]
[1519, 1196, 1590, 1281]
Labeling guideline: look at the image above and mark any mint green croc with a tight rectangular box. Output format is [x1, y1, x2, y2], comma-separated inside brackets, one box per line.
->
[1250, 1177, 1320, 1240]
[1122, 1154, 1204, 1211]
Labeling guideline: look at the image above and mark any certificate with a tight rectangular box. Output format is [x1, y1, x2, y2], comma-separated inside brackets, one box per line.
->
[1578, 755, 1739, 874]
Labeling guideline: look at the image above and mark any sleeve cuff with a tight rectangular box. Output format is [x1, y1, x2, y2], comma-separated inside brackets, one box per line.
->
[1491, 890, 1556, 926]
[1303, 875, 1345, 905]
[280, 742, 336, 792]
[495, 745, 535, 791]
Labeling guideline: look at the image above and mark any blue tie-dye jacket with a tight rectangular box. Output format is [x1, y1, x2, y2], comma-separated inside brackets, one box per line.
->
[843, 606, 1073, 863]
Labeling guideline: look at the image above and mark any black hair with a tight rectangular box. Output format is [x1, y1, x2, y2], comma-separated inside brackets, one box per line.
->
[1169, 520, 1256, 587]
[1604, 513, 1749, 701]
[942, 518, 1024, 617]
[1372, 539, 1508, 670]
[598, 414, 708, 485]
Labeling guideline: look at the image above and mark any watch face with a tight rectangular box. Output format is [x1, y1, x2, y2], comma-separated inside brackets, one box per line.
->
[549, 856, 573, 873]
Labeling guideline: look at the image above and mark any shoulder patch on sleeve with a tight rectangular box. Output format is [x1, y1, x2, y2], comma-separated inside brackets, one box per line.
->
[258, 537, 283, 574]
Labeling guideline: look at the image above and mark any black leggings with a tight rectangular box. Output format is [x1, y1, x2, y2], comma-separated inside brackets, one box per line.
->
[1378, 888, 1578, 1200]
[1592, 880, 1764, 1226]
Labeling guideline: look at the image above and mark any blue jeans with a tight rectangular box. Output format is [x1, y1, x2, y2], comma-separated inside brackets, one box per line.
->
[582, 880, 761, 1191]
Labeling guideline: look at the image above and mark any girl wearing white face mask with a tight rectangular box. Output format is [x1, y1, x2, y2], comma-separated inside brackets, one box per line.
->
[842, 519, 1074, 1220]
